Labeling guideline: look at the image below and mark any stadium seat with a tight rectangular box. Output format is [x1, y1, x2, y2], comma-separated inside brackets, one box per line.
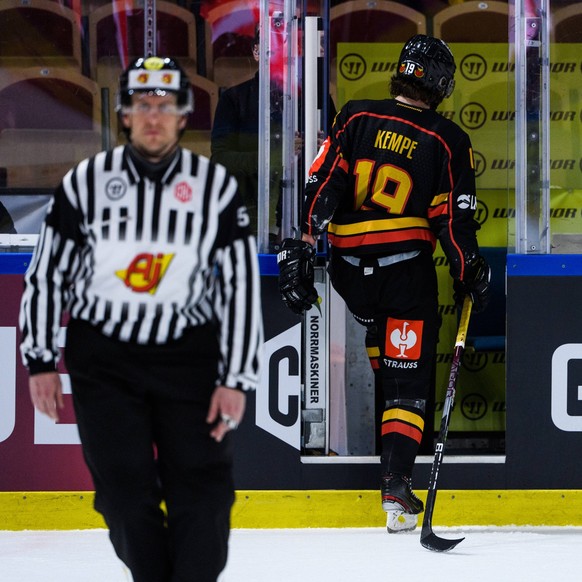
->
[329, 0, 426, 104]
[202, 0, 258, 88]
[330, 0, 426, 60]
[0, 0, 82, 70]
[551, 4, 582, 42]
[433, 0, 510, 43]
[89, 0, 207, 142]
[89, 0, 199, 78]
[0, 67, 102, 188]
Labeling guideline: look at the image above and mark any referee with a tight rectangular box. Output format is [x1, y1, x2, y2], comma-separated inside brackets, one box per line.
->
[19, 56, 263, 581]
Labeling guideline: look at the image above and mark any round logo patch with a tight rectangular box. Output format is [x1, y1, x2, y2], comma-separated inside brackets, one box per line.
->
[105, 177, 127, 201]
[174, 181, 193, 203]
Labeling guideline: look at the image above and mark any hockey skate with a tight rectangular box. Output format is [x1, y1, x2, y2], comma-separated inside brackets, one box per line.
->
[381, 473, 424, 534]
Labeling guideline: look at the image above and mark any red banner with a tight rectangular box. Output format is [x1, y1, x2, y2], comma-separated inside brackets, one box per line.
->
[0, 275, 93, 491]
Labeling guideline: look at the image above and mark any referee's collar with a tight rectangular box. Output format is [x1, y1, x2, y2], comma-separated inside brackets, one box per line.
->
[123, 145, 182, 185]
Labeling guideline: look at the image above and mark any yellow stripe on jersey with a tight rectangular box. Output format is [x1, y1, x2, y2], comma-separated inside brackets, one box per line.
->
[430, 193, 449, 207]
[366, 346, 381, 358]
[328, 216, 430, 236]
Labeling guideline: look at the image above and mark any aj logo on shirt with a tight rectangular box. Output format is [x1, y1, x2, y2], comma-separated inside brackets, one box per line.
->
[116, 253, 174, 293]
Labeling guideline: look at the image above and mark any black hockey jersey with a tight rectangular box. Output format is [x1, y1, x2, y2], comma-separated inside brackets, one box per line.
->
[302, 98, 481, 281]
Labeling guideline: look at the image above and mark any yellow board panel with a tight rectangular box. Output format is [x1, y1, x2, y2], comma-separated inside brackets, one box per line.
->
[2, 490, 582, 530]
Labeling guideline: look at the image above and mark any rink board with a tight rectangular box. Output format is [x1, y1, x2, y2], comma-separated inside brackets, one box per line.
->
[2, 489, 582, 530]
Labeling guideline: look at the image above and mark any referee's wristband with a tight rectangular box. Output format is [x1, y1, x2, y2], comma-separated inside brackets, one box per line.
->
[26, 358, 57, 376]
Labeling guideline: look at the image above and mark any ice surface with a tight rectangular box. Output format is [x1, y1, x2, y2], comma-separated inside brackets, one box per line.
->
[1, 526, 580, 582]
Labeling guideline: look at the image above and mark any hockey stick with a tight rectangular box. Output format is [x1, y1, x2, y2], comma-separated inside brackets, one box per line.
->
[420, 295, 472, 552]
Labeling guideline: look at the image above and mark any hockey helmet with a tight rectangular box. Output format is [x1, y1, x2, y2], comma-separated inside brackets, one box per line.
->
[396, 35, 456, 100]
[116, 56, 194, 114]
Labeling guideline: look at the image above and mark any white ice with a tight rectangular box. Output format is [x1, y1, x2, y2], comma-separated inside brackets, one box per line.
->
[1, 527, 580, 582]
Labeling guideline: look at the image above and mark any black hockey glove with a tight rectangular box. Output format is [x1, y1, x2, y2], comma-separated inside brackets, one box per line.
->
[277, 238, 318, 315]
[453, 253, 491, 314]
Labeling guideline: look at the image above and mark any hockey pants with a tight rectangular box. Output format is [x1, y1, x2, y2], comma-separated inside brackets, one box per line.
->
[329, 251, 440, 476]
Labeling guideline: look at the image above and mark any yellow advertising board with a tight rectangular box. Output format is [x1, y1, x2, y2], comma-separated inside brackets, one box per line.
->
[337, 42, 582, 192]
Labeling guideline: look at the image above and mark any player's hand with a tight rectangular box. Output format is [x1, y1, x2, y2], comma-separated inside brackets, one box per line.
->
[453, 253, 491, 314]
[29, 372, 64, 422]
[207, 386, 246, 442]
[277, 238, 318, 315]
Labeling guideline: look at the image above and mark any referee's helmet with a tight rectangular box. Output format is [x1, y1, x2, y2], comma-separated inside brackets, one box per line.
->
[116, 56, 194, 114]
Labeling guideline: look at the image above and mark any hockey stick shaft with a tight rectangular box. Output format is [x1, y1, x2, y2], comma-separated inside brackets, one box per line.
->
[420, 295, 472, 551]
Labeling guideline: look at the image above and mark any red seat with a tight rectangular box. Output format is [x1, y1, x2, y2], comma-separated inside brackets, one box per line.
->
[184, 71, 218, 133]
[0, 67, 100, 132]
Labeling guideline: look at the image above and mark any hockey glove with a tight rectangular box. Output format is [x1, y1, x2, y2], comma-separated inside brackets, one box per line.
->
[277, 238, 318, 315]
[453, 253, 491, 314]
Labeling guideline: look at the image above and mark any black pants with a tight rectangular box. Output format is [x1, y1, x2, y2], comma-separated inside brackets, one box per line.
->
[329, 251, 440, 476]
[65, 320, 234, 582]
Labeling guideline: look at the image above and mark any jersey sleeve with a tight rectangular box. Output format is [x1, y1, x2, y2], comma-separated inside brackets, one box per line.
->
[429, 131, 481, 282]
[213, 171, 263, 391]
[301, 104, 353, 237]
[19, 169, 86, 374]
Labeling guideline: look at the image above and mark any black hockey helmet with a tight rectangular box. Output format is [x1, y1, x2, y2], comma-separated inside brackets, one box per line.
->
[116, 56, 194, 113]
[395, 34, 456, 101]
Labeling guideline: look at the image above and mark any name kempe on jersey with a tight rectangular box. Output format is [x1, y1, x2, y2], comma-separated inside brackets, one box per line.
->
[302, 98, 481, 281]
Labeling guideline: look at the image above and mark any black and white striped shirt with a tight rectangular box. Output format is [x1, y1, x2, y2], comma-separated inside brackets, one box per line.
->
[19, 145, 263, 391]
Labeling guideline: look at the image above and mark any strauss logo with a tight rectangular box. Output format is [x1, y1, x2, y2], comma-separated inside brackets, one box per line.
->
[389, 321, 418, 358]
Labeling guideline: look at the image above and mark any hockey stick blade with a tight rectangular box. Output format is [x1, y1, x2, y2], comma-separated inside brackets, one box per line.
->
[419, 296, 472, 553]
[420, 529, 465, 552]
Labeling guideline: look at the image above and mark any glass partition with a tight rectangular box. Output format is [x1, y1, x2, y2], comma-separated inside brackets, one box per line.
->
[514, 0, 550, 254]
[510, 0, 582, 255]
[546, 0, 582, 254]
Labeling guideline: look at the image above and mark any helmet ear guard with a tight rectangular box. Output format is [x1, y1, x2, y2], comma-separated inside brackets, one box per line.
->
[437, 76, 455, 99]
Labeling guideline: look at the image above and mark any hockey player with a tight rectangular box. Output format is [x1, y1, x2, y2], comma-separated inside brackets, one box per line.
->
[277, 35, 490, 533]
[20, 57, 262, 580]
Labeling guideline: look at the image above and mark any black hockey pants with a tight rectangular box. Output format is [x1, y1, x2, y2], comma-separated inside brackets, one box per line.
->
[65, 319, 234, 582]
[328, 250, 440, 476]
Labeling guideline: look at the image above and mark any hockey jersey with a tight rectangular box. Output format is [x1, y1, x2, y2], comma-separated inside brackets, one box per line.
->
[302, 98, 481, 281]
[19, 145, 263, 391]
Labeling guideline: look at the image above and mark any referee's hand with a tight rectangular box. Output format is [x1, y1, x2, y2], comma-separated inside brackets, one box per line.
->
[207, 386, 246, 442]
[29, 371, 64, 422]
